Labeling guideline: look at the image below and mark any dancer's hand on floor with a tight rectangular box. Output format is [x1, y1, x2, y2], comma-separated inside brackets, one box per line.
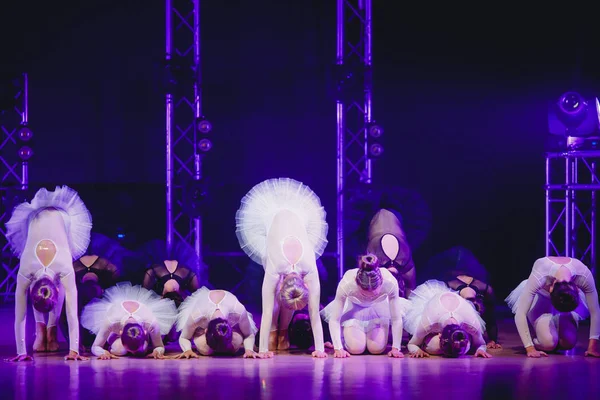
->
[243, 350, 259, 359]
[333, 349, 351, 358]
[257, 351, 274, 359]
[388, 347, 404, 358]
[312, 350, 328, 358]
[585, 340, 600, 357]
[65, 351, 88, 361]
[98, 351, 119, 360]
[409, 349, 429, 358]
[486, 341, 502, 349]
[475, 349, 492, 358]
[171, 350, 199, 359]
[526, 347, 548, 358]
[7, 354, 33, 362]
[147, 349, 166, 359]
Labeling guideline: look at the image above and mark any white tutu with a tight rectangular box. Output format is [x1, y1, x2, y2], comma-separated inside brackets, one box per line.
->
[505, 279, 590, 320]
[176, 287, 258, 334]
[321, 297, 409, 333]
[5, 186, 92, 259]
[81, 282, 177, 335]
[404, 280, 452, 335]
[235, 178, 328, 265]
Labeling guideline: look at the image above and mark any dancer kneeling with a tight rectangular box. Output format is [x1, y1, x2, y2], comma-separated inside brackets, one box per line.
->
[405, 280, 491, 358]
[321, 254, 409, 358]
[81, 282, 177, 359]
[173, 287, 258, 358]
[236, 178, 329, 358]
[505, 256, 600, 358]
[6, 186, 92, 361]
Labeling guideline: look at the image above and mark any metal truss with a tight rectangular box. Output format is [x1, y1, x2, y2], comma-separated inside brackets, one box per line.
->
[336, 0, 374, 279]
[165, 0, 203, 266]
[546, 150, 598, 275]
[0, 73, 29, 301]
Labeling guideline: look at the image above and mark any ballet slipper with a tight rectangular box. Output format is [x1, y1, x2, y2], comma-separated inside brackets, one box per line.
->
[46, 326, 60, 352]
[33, 323, 47, 352]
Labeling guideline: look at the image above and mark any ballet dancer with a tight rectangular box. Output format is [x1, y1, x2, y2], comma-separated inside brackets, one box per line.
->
[5, 186, 92, 361]
[405, 280, 491, 358]
[235, 178, 329, 358]
[423, 246, 500, 348]
[321, 254, 409, 358]
[172, 287, 258, 358]
[139, 239, 203, 307]
[505, 256, 600, 358]
[80, 282, 177, 359]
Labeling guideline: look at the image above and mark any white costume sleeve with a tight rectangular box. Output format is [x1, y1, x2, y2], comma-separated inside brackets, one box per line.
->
[407, 323, 427, 354]
[386, 276, 407, 350]
[91, 325, 111, 357]
[514, 272, 543, 349]
[324, 283, 348, 351]
[579, 265, 600, 340]
[304, 271, 325, 353]
[149, 322, 165, 355]
[259, 262, 280, 353]
[179, 321, 196, 352]
[62, 271, 80, 353]
[472, 330, 487, 353]
[14, 275, 31, 355]
[237, 309, 257, 352]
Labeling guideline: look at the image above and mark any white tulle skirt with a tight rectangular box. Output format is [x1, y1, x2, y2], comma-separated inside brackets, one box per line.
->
[505, 279, 590, 321]
[81, 282, 177, 335]
[321, 299, 394, 333]
[235, 178, 329, 265]
[404, 279, 452, 335]
[6, 186, 92, 259]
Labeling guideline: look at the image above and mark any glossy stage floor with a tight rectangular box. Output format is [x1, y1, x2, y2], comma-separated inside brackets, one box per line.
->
[0, 306, 598, 400]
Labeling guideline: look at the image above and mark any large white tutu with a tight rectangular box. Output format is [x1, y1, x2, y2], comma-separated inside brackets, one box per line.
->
[235, 178, 328, 265]
[404, 280, 452, 335]
[505, 279, 590, 320]
[176, 287, 258, 334]
[6, 186, 92, 259]
[81, 282, 177, 335]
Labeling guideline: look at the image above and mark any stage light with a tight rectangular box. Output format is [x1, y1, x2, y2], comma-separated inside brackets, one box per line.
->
[369, 143, 384, 157]
[197, 138, 213, 152]
[17, 126, 33, 141]
[368, 124, 383, 138]
[197, 118, 212, 134]
[18, 146, 33, 160]
[548, 91, 600, 137]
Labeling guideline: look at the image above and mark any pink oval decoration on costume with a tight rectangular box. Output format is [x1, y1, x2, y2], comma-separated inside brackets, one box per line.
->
[381, 234, 400, 260]
[440, 292, 460, 312]
[123, 301, 141, 314]
[36, 240, 57, 267]
[282, 236, 303, 265]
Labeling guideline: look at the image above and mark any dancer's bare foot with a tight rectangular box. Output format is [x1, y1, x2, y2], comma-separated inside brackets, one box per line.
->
[277, 329, 290, 350]
[268, 331, 278, 351]
[33, 323, 47, 352]
[46, 326, 60, 352]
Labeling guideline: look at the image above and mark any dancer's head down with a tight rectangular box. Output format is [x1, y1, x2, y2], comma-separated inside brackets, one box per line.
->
[206, 318, 234, 353]
[121, 322, 148, 355]
[550, 280, 580, 312]
[440, 324, 470, 358]
[279, 273, 309, 310]
[30, 277, 59, 313]
[289, 311, 313, 349]
[355, 254, 383, 292]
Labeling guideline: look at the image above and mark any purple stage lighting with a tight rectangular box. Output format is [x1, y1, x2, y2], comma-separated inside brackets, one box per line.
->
[197, 119, 212, 134]
[18, 146, 33, 160]
[197, 138, 212, 152]
[17, 126, 33, 141]
[548, 91, 600, 137]
[369, 143, 383, 157]
[368, 124, 383, 138]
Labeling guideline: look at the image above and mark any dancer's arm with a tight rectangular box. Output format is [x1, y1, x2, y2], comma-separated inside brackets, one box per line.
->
[259, 265, 279, 354]
[388, 284, 405, 351]
[106, 261, 121, 282]
[179, 323, 196, 352]
[514, 275, 541, 354]
[62, 272, 81, 354]
[148, 322, 165, 357]
[188, 272, 201, 293]
[471, 330, 491, 357]
[407, 324, 428, 355]
[91, 326, 111, 357]
[326, 286, 347, 351]
[238, 310, 257, 353]
[304, 271, 325, 354]
[142, 268, 156, 290]
[401, 262, 416, 298]
[581, 273, 600, 356]
[14, 275, 32, 356]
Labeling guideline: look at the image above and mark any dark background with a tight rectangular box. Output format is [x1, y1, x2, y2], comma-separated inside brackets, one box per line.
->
[1, 1, 598, 298]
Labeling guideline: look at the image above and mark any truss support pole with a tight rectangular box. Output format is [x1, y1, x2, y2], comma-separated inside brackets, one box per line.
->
[165, 0, 202, 267]
[336, 0, 374, 280]
[545, 150, 599, 276]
